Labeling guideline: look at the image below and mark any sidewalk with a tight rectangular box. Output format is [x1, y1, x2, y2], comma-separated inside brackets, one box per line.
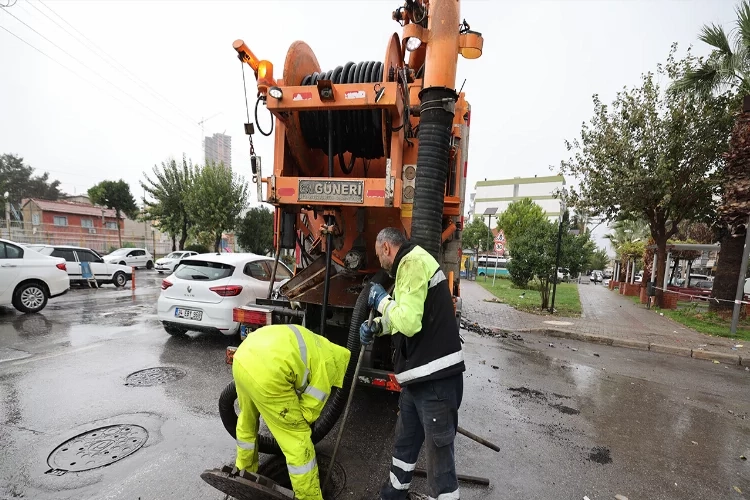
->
[460, 279, 746, 364]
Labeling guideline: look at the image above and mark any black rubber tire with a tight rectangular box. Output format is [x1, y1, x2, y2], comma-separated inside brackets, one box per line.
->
[13, 282, 48, 313]
[146, 260, 154, 270]
[164, 323, 187, 336]
[113, 271, 127, 287]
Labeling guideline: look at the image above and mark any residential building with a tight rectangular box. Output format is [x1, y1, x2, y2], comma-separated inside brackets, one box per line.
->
[204, 132, 232, 168]
[20, 198, 123, 251]
[468, 175, 566, 223]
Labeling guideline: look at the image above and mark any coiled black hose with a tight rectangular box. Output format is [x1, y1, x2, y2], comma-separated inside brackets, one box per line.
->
[299, 62, 385, 172]
[218, 282, 373, 455]
[410, 87, 458, 260]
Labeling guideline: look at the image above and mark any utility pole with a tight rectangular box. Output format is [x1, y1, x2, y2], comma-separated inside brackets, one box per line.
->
[550, 189, 568, 314]
[3, 191, 10, 239]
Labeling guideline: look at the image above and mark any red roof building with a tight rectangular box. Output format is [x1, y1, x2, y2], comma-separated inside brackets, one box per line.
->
[20, 198, 123, 248]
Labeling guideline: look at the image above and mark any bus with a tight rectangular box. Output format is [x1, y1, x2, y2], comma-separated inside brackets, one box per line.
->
[476, 255, 510, 277]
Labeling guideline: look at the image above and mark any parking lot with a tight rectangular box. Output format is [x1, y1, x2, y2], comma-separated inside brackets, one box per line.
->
[1, 271, 749, 500]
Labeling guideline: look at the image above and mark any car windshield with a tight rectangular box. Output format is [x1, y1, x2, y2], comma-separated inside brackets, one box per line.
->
[109, 249, 129, 256]
[165, 252, 181, 259]
[173, 260, 234, 281]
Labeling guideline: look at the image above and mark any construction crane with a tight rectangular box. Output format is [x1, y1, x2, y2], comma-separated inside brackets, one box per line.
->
[220, 0, 484, 456]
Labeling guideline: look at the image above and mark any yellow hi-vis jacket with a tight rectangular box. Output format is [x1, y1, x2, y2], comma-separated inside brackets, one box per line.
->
[234, 323, 352, 425]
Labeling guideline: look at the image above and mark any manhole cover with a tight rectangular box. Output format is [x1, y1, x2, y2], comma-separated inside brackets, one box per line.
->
[47, 424, 148, 473]
[125, 367, 186, 386]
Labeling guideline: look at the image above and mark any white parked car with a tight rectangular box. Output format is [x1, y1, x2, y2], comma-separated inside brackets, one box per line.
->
[0, 238, 70, 313]
[155, 251, 198, 274]
[103, 247, 154, 269]
[26, 244, 132, 287]
[157, 253, 292, 337]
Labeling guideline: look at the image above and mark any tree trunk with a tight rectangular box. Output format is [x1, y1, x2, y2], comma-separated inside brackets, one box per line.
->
[179, 221, 188, 251]
[539, 279, 550, 309]
[171, 234, 176, 252]
[653, 242, 667, 308]
[116, 210, 123, 247]
[214, 232, 222, 253]
[709, 230, 746, 312]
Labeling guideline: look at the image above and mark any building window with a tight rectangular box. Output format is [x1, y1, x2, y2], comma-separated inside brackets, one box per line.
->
[81, 219, 94, 228]
[53, 216, 68, 226]
[105, 221, 118, 230]
[31, 214, 40, 226]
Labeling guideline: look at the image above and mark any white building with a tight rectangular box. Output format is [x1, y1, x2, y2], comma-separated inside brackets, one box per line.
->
[468, 175, 566, 223]
[204, 133, 232, 168]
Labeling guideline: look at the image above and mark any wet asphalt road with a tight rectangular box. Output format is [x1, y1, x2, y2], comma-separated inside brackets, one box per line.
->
[1, 273, 749, 500]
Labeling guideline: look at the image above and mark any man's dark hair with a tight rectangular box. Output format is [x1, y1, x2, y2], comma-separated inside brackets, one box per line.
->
[376, 227, 407, 247]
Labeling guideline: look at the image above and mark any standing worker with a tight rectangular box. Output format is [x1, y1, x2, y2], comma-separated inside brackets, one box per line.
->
[360, 227, 465, 500]
[232, 323, 351, 500]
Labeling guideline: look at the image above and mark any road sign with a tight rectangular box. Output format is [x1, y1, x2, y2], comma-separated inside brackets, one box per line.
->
[494, 242, 504, 253]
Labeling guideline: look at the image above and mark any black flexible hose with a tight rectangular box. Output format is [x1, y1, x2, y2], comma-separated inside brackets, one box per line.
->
[299, 62, 385, 169]
[218, 282, 374, 455]
[410, 87, 458, 260]
[255, 96, 274, 137]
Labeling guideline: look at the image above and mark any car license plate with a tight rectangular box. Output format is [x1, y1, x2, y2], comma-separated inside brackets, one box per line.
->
[175, 307, 202, 321]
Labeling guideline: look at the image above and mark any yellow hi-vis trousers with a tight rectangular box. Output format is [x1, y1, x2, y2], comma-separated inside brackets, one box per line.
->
[232, 361, 322, 498]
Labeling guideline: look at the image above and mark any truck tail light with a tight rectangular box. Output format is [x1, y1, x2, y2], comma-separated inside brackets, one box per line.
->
[210, 285, 243, 297]
[161, 280, 173, 290]
[233, 307, 271, 325]
[56, 263, 67, 272]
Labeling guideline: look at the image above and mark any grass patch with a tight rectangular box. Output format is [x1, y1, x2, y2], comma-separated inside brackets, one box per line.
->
[656, 304, 750, 341]
[477, 277, 582, 317]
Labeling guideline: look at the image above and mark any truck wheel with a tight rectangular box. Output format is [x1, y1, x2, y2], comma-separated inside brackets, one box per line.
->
[13, 282, 48, 313]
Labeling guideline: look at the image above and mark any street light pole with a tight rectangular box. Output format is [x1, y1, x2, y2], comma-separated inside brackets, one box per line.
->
[550, 190, 568, 314]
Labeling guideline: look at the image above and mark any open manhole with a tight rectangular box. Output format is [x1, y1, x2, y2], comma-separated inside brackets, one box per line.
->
[125, 366, 186, 387]
[259, 454, 346, 499]
[46, 424, 148, 474]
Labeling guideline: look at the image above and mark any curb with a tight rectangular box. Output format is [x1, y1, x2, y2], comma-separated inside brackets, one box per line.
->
[489, 327, 745, 366]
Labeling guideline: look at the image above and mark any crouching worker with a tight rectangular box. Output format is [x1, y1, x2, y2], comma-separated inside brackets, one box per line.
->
[232, 323, 352, 500]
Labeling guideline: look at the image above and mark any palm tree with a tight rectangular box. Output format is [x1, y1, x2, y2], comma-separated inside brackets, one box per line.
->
[669, 0, 750, 311]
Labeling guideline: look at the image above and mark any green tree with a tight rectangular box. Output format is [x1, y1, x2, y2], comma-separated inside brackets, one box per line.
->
[0, 154, 65, 219]
[669, 1, 750, 311]
[588, 248, 610, 272]
[141, 155, 195, 251]
[506, 219, 557, 306]
[559, 46, 734, 307]
[462, 217, 492, 252]
[186, 162, 249, 252]
[496, 198, 547, 249]
[236, 206, 274, 255]
[88, 179, 139, 247]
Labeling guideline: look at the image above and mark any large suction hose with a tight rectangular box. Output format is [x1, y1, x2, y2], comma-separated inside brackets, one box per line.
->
[219, 282, 373, 455]
[410, 87, 458, 260]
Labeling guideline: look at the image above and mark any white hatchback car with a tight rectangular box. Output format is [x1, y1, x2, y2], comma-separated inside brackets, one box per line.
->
[26, 244, 132, 287]
[103, 247, 154, 269]
[0, 238, 70, 313]
[157, 252, 292, 336]
[155, 251, 198, 274]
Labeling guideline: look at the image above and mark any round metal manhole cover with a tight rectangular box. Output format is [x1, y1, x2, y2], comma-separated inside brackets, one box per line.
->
[257, 454, 346, 499]
[125, 367, 186, 387]
[47, 424, 148, 472]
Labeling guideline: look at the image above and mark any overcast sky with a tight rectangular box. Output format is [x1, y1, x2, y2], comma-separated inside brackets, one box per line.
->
[0, 0, 738, 254]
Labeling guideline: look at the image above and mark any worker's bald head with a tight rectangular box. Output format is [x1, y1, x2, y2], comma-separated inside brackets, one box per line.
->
[375, 228, 406, 273]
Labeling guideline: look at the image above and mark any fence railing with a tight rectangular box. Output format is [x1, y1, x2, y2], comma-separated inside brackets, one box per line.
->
[0, 221, 174, 257]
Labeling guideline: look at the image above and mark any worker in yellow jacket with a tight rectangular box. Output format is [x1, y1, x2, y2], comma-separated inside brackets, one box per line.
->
[232, 323, 352, 500]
